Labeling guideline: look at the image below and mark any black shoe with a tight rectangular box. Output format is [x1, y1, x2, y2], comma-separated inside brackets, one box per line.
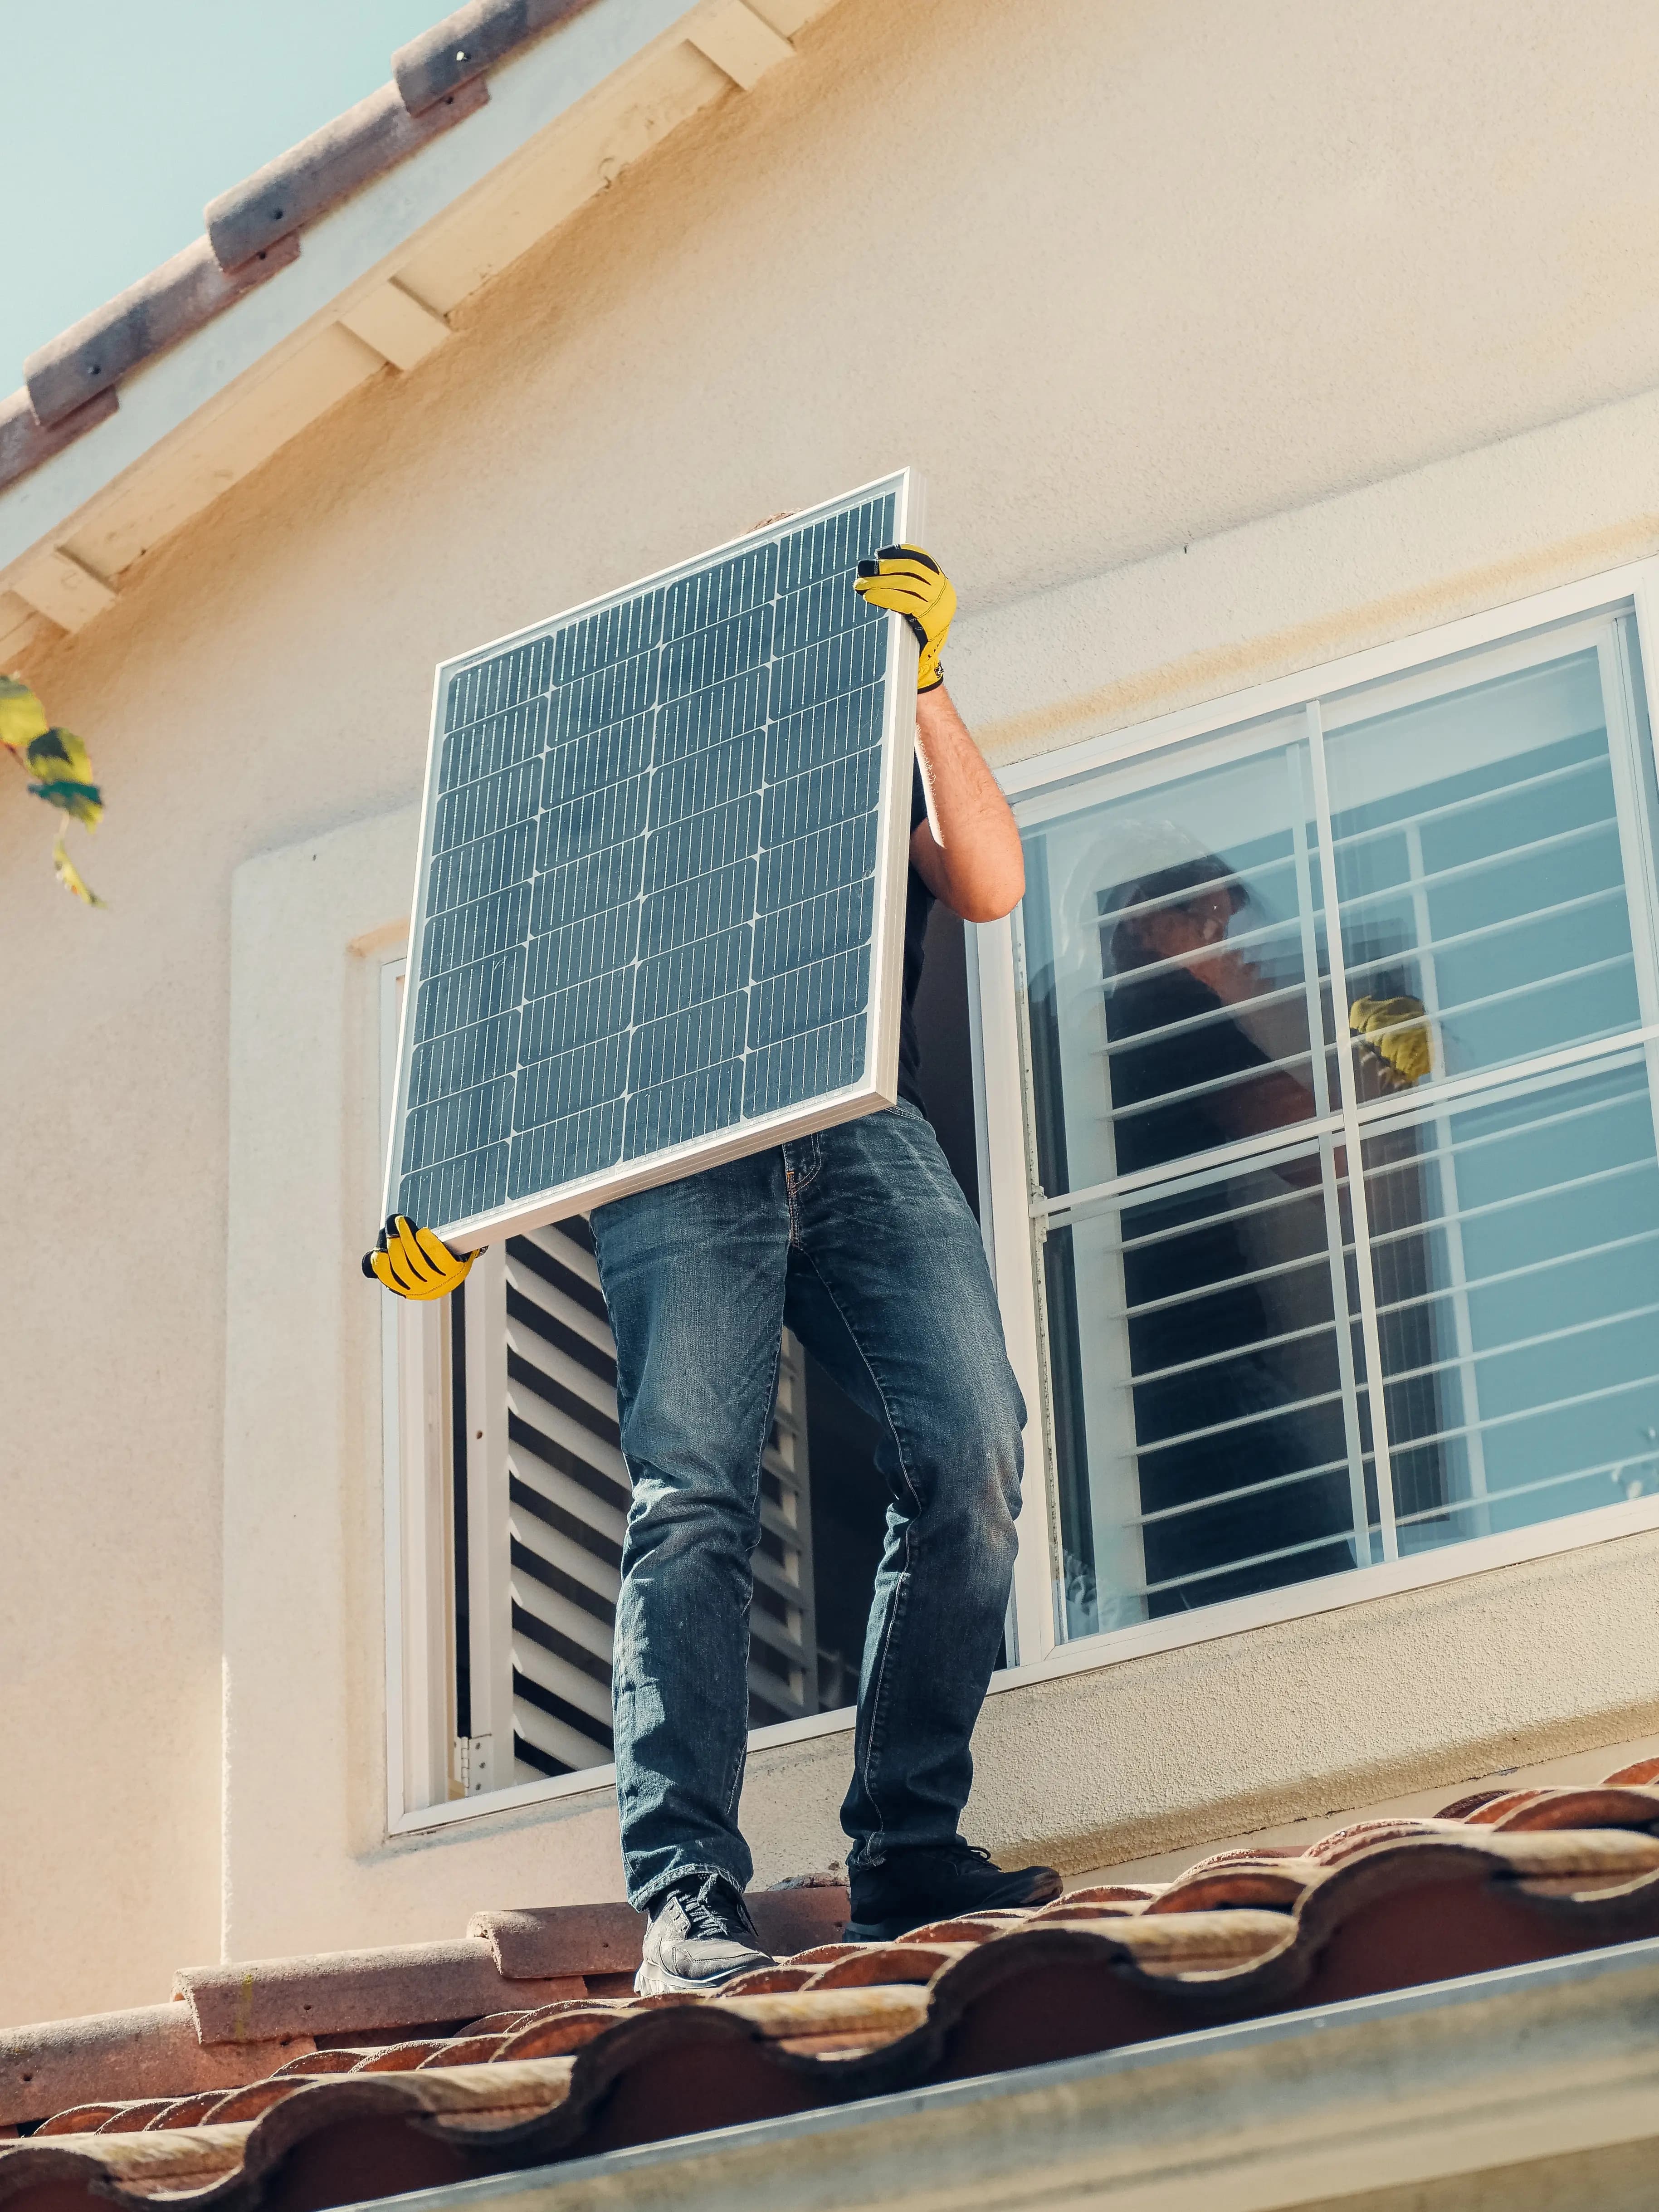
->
[845, 1840, 1063, 1942]
[634, 1873, 775, 1994]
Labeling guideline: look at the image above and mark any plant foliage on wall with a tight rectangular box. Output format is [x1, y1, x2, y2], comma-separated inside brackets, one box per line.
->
[0, 674, 105, 905]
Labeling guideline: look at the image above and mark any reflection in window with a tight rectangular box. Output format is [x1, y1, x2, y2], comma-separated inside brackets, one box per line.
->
[1020, 617, 1659, 1644]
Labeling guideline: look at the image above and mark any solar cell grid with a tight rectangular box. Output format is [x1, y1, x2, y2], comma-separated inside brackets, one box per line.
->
[390, 478, 911, 1239]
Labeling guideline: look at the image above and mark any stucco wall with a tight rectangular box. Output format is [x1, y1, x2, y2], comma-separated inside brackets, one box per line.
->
[9, 0, 1659, 2024]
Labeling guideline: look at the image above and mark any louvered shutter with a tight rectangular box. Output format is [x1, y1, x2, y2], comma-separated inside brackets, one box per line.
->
[452, 1219, 819, 1791]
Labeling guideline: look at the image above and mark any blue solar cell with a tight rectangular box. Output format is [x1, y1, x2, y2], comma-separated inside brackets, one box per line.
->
[422, 882, 532, 978]
[395, 481, 904, 1231]
[521, 967, 633, 1066]
[415, 945, 527, 1042]
[655, 666, 769, 762]
[751, 879, 873, 983]
[743, 1013, 867, 1119]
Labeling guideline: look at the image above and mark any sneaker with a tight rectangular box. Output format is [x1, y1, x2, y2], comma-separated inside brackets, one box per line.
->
[634, 1873, 776, 1995]
[845, 1840, 1063, 1942]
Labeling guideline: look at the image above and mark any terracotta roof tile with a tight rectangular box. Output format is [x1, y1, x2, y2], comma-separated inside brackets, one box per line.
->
[201, 80, 487, 276]
[0, 2005, 299, 2130]
[6, 1782, 1659, 2205]
[176, 1938, 582, 2044]
[22, 237, 298, 431]
[1604, 1755, 1659, 1786]
[392, 0, 597, 114]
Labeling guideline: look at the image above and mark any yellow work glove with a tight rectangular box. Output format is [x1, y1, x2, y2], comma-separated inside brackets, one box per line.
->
[1349, 996, 1433, 1087]
[362, 1214, 475, 1300]
[854, 544, 956, 692]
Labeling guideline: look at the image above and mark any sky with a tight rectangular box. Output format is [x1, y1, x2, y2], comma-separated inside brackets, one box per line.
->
[1, 0, 448, 380]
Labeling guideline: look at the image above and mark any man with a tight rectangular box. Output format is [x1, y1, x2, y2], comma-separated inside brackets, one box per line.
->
[369, 543, 1061, 1992]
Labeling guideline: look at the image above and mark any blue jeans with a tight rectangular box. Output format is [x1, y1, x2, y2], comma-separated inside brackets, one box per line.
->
[590, 1101, 1026, 1909]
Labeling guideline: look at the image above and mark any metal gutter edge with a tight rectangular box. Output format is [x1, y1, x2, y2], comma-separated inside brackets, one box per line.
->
[332, 1934, 1659, 2212]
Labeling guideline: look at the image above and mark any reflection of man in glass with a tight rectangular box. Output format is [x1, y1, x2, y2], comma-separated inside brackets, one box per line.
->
[1106, 858, 1313, 1176]
[1103, 854, 1405, 1611]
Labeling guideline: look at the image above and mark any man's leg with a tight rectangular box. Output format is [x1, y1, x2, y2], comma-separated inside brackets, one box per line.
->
[783, 1102, 1044, 1913]
[590, 1148, 791, 1912]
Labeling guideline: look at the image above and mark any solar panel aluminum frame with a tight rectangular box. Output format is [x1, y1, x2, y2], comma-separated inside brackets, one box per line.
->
[382, 468, 923, 1250]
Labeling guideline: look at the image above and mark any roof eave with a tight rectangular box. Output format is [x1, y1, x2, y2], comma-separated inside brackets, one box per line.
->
[0, 0, 800, 635]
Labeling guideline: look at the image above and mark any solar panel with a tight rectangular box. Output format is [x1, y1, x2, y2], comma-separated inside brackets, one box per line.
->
[384, 471, 921, 1246]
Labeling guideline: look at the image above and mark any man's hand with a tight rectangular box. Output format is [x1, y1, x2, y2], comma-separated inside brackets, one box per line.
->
[1349, 996, 1433, 1088]
[363, 1215, 475, 1300]
[854, 545, 956, 692]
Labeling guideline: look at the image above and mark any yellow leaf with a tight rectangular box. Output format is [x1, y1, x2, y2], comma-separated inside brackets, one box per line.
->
[0, 674, 49, 756]
[29, 777, 104, 827]
[25, 726, 96, 784]
[52, 831, 105, 908]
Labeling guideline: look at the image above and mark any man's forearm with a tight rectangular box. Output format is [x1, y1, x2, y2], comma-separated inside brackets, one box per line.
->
[912, 684, 1026, 923]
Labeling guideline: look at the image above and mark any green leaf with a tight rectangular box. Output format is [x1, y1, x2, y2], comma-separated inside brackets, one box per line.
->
[25, 726, 96, 784]
[0, 674, 49, 756]
[52, 831, 105, 908]
[28, 777, 104, 827]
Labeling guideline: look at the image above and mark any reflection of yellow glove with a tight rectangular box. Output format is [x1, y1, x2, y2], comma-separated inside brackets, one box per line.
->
[854, 545, 956, 692]
[363, 1214, 475, 1300]
[1349, 996, 1433, 1086]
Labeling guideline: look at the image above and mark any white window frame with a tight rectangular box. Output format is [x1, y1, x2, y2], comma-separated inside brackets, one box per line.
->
[981, 554, 1659, 1683]
[384, 553, 1659, 1833]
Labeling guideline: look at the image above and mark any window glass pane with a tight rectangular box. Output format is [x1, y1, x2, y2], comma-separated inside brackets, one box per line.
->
[1046, 1134, 1371, 1639]
[1325, 649, 1645, 1089]
[1020, 725, 1332, 1201]
[1020, 613, 1659, 1651]
[1366, 1055, 1659, 1549]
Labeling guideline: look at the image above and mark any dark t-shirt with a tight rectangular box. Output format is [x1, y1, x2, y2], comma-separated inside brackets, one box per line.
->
[1106, 962, 1270, 1176]
[1105, 962, 1273, 1367]
[898, 762, 934, 1109]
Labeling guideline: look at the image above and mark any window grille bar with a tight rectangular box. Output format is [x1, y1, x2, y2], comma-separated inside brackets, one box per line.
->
[1127, 1313, 1342, 1388]
[1390, 1448, 1659, 1530]
[1308, 696, 1400, 1558]
[1117, 1169, 1333, 1256]
[1360, 1075, 1634, 1178]
[1044, 1026, 1657, 1230]
[1359, 1151, 1656, 1256]
[1120, 1242, 1345, 1322]
[1401, 814, 1490, 1532]
[1091, 917, 1308, 998]
[1327, 747, 1606, 849]
[1094, 973, 1315, 1060]
[1099, 1046, 1319, 1125]
[1409, 951, 1635, 1035]
[1352, 1030, 1657, 1137]
[1131, 1385, 1347, 1462]
[1368, 1297, 1659, 1398]
[1290, 745, 1373, 1557]
[1366, 1225, 1659, 1327]
[1134, 1522, 1369, 1601]
[1342, 883, 1626, 989]
[1099, 854, 1301, 930]
[1373, 1365, 1659, 1464]
[1337, 814, 1618, 923]
[1128, 1452, 1356, 1527]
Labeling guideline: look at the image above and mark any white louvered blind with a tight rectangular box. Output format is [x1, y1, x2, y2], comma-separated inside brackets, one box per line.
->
[449, 1219, 818, 1792]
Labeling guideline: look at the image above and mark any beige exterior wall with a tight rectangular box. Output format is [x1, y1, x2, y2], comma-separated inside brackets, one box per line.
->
[8, 0, 1659, 2026]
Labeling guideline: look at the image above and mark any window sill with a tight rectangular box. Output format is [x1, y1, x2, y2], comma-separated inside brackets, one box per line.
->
[388, 1493, 1659, 1834]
